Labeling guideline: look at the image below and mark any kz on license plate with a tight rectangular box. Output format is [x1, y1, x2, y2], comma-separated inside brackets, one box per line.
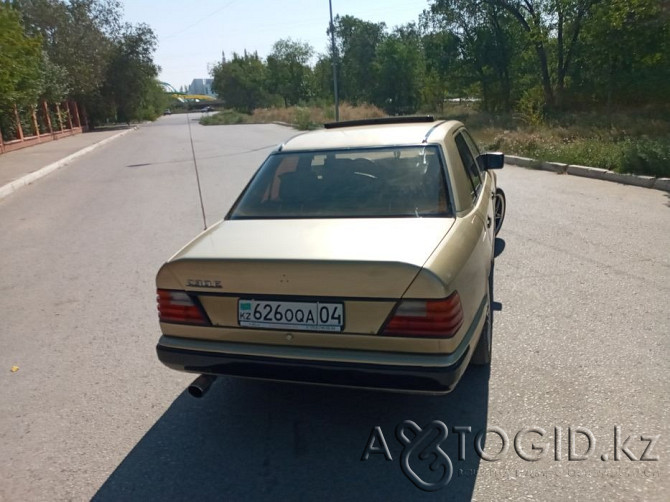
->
[238, 300, 344, 332]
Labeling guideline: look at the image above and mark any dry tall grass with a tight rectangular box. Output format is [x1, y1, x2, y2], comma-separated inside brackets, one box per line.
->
[252, 102, 386, 129]
[204, 101, 670, 176]
[337, 103, 387, 121]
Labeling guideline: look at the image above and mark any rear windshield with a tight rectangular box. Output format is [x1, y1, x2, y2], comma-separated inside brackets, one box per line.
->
[227, 146, 452, 219]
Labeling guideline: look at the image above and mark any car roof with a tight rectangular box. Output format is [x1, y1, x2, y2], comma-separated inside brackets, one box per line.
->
[279, 119, 463, 152]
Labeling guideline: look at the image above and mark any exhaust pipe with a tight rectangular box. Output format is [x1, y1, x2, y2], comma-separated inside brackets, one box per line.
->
[188, 374, 217, 398]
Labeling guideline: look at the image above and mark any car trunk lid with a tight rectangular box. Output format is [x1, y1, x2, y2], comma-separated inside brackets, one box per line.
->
[159, 218, 454, 298]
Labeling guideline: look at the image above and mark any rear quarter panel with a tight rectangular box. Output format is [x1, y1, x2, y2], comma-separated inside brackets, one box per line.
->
[405, 127, 493, 349]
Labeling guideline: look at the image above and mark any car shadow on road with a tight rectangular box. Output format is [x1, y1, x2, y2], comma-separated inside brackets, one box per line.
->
[492, 237, 506, 313]
[494, 237, 506, 258]
[93, 366, 490, 501]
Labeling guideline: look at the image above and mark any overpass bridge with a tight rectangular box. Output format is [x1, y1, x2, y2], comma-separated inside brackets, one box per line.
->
[160, 82, 215, 102]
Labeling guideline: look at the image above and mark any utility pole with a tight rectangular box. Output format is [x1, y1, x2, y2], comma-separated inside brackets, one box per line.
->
[329, 0, 339, 122]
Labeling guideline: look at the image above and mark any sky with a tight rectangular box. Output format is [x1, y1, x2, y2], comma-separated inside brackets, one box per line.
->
[121, 0, 432, 90]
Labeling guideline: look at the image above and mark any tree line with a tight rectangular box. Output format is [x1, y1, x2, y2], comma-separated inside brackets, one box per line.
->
[0, 0, 165, 135]
[212, 0, 669, 117]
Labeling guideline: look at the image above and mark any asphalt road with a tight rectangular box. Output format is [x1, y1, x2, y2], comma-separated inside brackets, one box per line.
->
[1, 114, 668, 501]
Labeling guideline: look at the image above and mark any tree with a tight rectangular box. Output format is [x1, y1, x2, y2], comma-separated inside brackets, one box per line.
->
[312, 54, 336, 100]
[16, 0, 121, 100]
[373, 24, 425, 115]
[102, 23, 160, 123]
[38, 51, 70, 103]
[330, 15, 387, 104]
[211, 51, 270, 113]
[575, 0, 670, 108]
[479, 0, 599, 108]
[2, 0, 167, 128]
[420, 30, 460, 110]
[7, 0, 167, 124]
[425, 0, 521, 111]
[0, 3, 43, 110]
[266, 38, 314, 106]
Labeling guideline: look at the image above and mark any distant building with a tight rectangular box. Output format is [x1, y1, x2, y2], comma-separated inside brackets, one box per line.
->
[189, 79, 215, 96]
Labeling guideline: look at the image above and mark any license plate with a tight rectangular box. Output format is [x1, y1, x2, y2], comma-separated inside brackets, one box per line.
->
[238, 299, 344, 332]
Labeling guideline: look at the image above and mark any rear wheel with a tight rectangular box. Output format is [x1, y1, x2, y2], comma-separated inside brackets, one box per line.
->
[494, 188, 506, 236]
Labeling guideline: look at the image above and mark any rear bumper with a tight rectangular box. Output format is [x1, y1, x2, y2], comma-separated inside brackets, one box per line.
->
[156, 296, 486, 394]
[157, 341, 470, 394]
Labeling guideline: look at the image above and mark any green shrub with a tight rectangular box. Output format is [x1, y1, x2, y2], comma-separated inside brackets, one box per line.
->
[619, 137, 670, 177]
[491, 131, 670, 177]
[293, 107, 316, 130]
[199, 110, 249, 125]
[516, 87, 546, 127]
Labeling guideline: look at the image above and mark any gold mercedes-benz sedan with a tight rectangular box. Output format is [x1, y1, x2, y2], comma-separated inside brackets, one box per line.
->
[155, 116, 505, 395]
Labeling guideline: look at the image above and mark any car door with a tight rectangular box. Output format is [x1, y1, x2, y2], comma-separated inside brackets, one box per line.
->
[454, 130, 495, 256]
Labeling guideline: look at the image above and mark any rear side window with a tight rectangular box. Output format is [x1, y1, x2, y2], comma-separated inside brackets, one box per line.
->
[461, 130, 487, 173]
[228, 146, 453, 219]
[454, 133, 482, 199]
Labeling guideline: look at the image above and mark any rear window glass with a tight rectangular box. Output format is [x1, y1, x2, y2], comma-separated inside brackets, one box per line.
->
[227, 146, 452, 219]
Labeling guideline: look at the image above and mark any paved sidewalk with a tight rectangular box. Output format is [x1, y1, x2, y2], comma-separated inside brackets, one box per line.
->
[0, 127, 136, 201]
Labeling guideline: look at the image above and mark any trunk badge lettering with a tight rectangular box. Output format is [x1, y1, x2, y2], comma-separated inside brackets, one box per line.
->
[186, 279, 222, 289]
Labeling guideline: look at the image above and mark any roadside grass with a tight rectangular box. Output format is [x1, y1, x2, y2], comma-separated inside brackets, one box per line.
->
[446, 103, 670, 178]
[252, 102, 386, 129]
[200, 102, 386, 129]
[200, 101, 670, 177]
[482, 131, 670, 177]
[199, 109, 249, 125]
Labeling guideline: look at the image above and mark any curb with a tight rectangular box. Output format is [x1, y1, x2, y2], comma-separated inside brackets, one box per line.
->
[505, 155, 670, 193]
[0, 127, 137, 202]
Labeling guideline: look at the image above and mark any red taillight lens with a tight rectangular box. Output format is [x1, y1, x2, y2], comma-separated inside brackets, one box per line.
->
[382, 292, 464, 338]
[157, 289, 210, 325]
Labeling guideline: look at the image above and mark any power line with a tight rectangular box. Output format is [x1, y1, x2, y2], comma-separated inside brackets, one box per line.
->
[163, 0, 238, 39]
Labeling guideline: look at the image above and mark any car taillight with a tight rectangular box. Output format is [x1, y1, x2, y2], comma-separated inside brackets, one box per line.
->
[382, 292, 464, 338]
[157, 289, 210, 325]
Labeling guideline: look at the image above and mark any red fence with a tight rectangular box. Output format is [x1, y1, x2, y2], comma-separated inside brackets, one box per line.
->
[0, 101, 86, 154]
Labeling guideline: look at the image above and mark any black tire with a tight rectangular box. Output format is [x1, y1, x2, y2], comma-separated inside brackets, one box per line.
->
[494, 188, 506, 236]
[471, 270, 493, 366]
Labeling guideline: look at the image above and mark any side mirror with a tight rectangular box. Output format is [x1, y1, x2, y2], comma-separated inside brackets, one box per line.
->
[481, 152, 504, 170]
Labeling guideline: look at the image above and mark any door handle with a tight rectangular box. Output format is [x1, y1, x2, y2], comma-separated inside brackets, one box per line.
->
[487, 216, 492, 228]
